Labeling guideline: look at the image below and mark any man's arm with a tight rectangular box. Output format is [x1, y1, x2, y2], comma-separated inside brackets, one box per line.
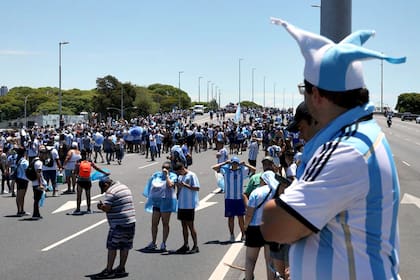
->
[261, 198, 313, 244]
[211, 160, 229, 172]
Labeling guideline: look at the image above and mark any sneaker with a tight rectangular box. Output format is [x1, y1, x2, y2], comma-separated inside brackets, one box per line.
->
[91, 268, 115, 279]
[85, 210, 93, 214]
[17, 211, 30, 217]
[230, 234, 235, 242]
[175, 244, 190, 254]
[32, 216, 43, 220]
[160, 242, 167, 252]
[11, 192, 16, 197]
[72, 210, 83, 215]
[145, 242, 157, 250]
[113, 267, 128, 278]
[188, 246, 199, 254]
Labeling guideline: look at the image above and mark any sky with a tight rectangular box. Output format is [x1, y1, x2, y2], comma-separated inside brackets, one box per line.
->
[0, 0, 418, 109]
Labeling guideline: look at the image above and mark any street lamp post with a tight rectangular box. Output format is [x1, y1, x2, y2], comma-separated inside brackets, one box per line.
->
[273, 83, 276, 108]
[198, 76, 203, 103]
[24, 95, 30, 127]
[263, 76, 266, 108]
[59, 41, 69, 127]
[381, 58, 384, 113]
[178, 71, 184, 109]
[251, 68, 256, 103]
[238, 58, 243, 104]
[211, 83, 214, 100]
[218, 89, 221, 109]
[207, 81, 211, 103]
[120, 87, 124, 120]
[314, 0, 351, 42]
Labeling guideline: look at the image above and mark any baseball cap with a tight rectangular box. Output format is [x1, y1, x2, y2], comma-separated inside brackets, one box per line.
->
[261, 156, 274, 164]
[287, 102, 311, 133]
[231, 156, 240, 164]
[270, 18, 406, 92]
[98, 176, 112, 192]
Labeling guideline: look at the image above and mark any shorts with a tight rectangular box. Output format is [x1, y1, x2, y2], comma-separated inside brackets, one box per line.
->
[16, 178, 29, 190]
[224, 199, 245, 217]
[245, 225, 266, 248]
[77, 180, 92, 189]
[151, 197, 176, 213]
[94, 146, 102, 152]
[42, 170, 57, 184]
[177, 208, 195, 221]
[65, 169, 74, 177]
[107, 223, 136, 250]
[270, 243, 290, 262]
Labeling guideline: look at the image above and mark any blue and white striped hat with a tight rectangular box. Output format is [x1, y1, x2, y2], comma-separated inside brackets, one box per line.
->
[270, 18, 406, 92]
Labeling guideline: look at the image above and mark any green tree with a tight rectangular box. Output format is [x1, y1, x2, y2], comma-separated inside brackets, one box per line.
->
[395, 93, 420, 114]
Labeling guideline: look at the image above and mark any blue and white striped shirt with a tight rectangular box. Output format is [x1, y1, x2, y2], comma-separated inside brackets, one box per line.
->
[279, 104, 400, 280]
[221, 165, 249, 200]
[248, 141, 259, 161]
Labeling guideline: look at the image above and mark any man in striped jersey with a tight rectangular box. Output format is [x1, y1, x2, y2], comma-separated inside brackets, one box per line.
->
[262, 19, 405, 280]
[213, 156, 256, 242]
[93, 177, 136, 279]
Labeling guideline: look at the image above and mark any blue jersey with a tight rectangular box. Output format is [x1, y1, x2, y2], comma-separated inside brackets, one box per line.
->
[280, 104, 400, 280]
[177, 171, 200, 209]
[220, 165, 249, 200]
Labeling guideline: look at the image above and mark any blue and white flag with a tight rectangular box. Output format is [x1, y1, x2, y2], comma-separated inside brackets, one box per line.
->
[234, 103, 241, 123]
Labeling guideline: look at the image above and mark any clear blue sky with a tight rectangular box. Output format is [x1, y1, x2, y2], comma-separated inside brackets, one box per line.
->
[0, 0, 417, 109]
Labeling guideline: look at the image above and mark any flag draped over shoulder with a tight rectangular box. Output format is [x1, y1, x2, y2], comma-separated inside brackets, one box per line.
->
[234, 103, 241, 123]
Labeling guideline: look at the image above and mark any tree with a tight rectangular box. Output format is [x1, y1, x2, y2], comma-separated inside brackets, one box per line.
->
[395, 93, 420, 114]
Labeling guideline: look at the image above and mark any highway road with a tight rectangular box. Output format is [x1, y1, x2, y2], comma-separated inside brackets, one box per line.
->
[0, 114, 418, 279]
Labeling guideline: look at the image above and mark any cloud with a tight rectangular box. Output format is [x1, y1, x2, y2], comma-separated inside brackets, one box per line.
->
[0, 50, 39, 56]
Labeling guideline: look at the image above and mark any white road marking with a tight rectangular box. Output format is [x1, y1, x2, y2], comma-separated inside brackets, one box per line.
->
[401, 193, 420, 209]
[41, 219, 107, 252]
[52, 194, 104, 214]
[137, 162, 159, 169]
[43, 189, 218, 252]
[208, 233, 244, 280]
[402, 161, 411, 167]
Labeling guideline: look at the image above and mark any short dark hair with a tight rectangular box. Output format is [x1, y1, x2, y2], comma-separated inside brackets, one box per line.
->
[172, 161, 185, 171]
[304, 80, 369, 109]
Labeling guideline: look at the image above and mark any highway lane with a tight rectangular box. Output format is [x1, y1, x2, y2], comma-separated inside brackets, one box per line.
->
[0, 114, 419, 279]
[376, 115, 420, 280]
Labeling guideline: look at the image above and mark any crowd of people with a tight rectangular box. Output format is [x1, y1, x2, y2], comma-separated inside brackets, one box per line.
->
[0, 19, 405, 280]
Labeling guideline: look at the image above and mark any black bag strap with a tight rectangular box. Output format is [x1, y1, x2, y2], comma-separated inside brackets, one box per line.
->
[255, 188, 272, 209]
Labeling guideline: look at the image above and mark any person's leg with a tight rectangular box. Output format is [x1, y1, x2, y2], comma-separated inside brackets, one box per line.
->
[186, 221, 198, 248]
[117, 249, 129, 271]
[245, 246, 260, 280]
[32, 188, 42, 218]
[16, 183, 28, 213]
[181, 220, 189, 246]
[228, 216, 235, 235]
[238, 215, 246, 238]
[161, 212, 171, 244]
[65, 170, 71, 192]
[151, 211, 161, 245]
[85, 186, 91, 212]
[106, 249, 117, 271]
[71, 170, 77, 192]
[75, 184, 82, 212]
[263, 245, 275, 280]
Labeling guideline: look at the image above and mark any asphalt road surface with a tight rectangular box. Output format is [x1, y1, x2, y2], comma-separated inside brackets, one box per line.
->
[0, 114, 418, 280]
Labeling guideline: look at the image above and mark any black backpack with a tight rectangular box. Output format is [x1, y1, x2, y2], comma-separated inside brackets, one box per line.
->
[40, 148, 54, 167]
[25, 158, 39, 181]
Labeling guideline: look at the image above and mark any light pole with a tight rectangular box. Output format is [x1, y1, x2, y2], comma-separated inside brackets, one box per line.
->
[315, 0, 351, 42]
[263, 76, 266, 108]
[218, 89, 221, 109]
[283, 88, 285, 111]
[238, 58, 243, 104]
[178, 71, 184, 109]
[211, 83, 214, 100]
[59, 41, 69, 127]
[198, 76, 203, 103]
[381, 57, 384, 113]
[273, 83, 276, 108]
[207, 81, 211, 103]
[24, 95, 30, 127]
[120, 87, 124, 120]
[251, 67, 256, 103]
[215, 86, 218, 102]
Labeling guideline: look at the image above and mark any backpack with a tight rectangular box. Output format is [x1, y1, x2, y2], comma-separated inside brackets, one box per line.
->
[40, 148, 54, 167]
[25, 158, 39, 181]
[79, 160, 91, 178]
[58, 142, 69, 161]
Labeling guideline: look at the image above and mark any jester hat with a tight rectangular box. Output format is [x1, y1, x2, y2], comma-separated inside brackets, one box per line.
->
[270, 18, 406, 92]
